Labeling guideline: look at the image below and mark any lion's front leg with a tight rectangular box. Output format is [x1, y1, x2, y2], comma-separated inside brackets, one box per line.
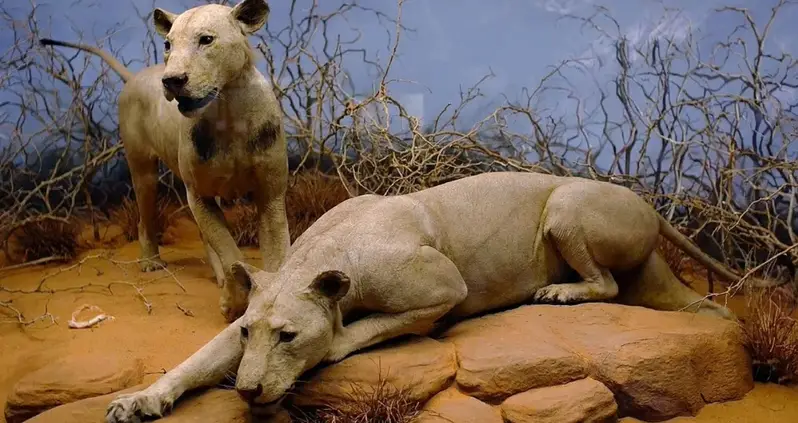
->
[324, 303, 455, 363]
[186, 188, 248, 322]
[106, 318, 244, 423]
[255, 190, 290, 273]
[324, 246, 467, 362]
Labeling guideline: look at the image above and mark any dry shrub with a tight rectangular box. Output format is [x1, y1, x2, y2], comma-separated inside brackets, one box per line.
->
[285, 170, 352, 242]
[656, 235, 690, 279]
[741, 286, 798, 384]
[110, 196, 180, 245]
[225, 171, 352, 247]
[291, 379, 422, 423]
[224, 200, 259, 247]
[11, 219, 80, 263]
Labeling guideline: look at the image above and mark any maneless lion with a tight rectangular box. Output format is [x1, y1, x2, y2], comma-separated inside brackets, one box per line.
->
[105, 171, 769, 422]
[40, 0, 289, 322]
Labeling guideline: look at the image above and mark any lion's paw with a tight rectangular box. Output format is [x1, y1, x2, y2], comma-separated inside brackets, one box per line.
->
[139, 258, 167, 273]
[533, 285, 579, 304]
[105, 390, 171, 423]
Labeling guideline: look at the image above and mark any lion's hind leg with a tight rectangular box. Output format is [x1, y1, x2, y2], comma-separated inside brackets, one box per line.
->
[616, 252, 736, 320]
[533, 211, 620, 304]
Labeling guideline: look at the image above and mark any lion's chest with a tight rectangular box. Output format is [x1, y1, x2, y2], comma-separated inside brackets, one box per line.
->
[180, 119, 259, 199]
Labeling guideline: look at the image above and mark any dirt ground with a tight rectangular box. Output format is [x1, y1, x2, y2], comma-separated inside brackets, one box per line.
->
[1, 217, 797, 423]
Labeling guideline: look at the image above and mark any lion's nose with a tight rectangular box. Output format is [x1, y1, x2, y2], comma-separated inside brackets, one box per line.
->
[236, 383, 263, 403]
[162, 73, 188, 95]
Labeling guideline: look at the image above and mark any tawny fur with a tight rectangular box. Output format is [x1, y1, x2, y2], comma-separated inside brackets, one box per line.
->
[40, 0, 289, 323]
[103, 171, 763, 422]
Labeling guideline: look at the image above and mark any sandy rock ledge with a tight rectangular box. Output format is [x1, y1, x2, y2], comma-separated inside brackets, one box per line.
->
[4, 354, 144, 423]
[16, 303, 754, 423]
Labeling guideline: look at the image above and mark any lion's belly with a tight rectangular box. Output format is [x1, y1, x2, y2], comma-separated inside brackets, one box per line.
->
[446, 237, 566, 318]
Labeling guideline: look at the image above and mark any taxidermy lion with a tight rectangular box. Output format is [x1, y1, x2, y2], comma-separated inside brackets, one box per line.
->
[104, 171, 774, 422]
[40, 0, 289, 322]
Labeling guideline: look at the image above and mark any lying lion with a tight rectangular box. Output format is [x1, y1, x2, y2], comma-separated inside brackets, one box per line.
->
[105, 171, 764, 422]
[40, 0, 289, 323]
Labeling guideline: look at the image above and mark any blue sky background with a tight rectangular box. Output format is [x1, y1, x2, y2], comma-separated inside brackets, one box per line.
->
[1, 0, 796, 173]
[7, 0, 795, 125]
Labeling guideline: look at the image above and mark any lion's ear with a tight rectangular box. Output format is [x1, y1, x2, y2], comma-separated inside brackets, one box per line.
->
[231, 0, 270, 35]
[153, 8, 177, 37]
[309, 270, 350, 303]
[231, 261, 261, 291]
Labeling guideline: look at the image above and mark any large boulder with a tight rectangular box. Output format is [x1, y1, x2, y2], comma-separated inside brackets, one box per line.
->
[443, 303, 753, 421]
[501, 377, 617, 423]
[26, 303, 753, 423]
[4, 354, 144, 423]
[25, 385, 146, 423]
[295, 336, 457, 408]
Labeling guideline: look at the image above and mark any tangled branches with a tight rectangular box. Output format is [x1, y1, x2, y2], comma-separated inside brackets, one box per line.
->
[0, 0, 795, 288]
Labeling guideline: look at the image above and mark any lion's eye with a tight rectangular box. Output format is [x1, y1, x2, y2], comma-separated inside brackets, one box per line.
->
[240, 326, 249, 339]
[199, 35, 214, 46]
[164, 40, 171, 51]
[279, 331, 297, 343]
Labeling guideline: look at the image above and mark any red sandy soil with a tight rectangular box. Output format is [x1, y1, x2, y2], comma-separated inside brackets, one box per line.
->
[1, 217, 797, 423]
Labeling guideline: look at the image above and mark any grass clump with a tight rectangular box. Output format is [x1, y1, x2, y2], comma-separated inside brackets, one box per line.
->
[225, 171, 352, 247]
[741, 286, 798, 384]
[12, 219, 80, 263]
[291, 379, 422, 423]
[110, 196, 180, 245]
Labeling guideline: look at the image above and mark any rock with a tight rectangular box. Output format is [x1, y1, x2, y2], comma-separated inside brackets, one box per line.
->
[4, 354, 145, 423]
[25, 384, 146, 423]
[413, 388, 502, 423]
[27, 386, 291, 423]
[443, 303, 753, 421]
[501, 377, 617, 423]
[158, 389, 248, 423]
[295, 336, 457, 408]
[447, 319, 587, 401]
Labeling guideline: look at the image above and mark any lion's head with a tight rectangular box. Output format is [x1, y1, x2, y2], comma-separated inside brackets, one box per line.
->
[153, 0, 269, 116]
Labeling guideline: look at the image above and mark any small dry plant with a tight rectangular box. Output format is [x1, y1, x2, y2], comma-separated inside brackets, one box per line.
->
[224, 171, 352, 247]
[741, 286, 798, 384]
[11, 219, 80, 263]
[291, 379, 422, 423]
[285, 170, 351, 242]
[224, 200, 259, 247]
[111, 196, 179, 244]
[656, 235, 691, 280]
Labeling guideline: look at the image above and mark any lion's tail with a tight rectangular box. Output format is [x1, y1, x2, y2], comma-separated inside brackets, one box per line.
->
[657, 214, 782, 288]
[39, 38, 133, 83]
[616, 253, 737, 321]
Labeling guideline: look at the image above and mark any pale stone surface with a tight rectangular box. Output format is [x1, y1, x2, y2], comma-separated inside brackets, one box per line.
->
[501, 377, 617, 423]
[4, 354, 144, 423]
[295, 336, 458, 408]
[412, 387, 503, 423]
[443, 303, 753, 420]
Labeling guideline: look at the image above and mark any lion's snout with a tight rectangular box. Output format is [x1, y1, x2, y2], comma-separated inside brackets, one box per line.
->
[161, 73, 188, 97]
[235, 382, 263, 403]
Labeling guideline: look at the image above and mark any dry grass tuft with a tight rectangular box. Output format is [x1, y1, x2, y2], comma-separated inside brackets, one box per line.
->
[285, 170, 352, 242]
[656, 235, 691, 280]
[11, 219, 80, 263]
[741, 286, 798, 384]
[224, 200, 260, 247]
[224, 171, 352, 247]
[291, 379, 422, 423]
[110, 196, 180, 245]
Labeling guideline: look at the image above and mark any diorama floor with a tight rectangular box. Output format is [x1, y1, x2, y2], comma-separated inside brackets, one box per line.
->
[1, 218, 796, 423]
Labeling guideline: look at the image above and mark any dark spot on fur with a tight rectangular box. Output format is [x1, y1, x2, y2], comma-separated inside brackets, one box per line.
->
[191, 118, 215, 162]
[247, 120, 279, 153]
